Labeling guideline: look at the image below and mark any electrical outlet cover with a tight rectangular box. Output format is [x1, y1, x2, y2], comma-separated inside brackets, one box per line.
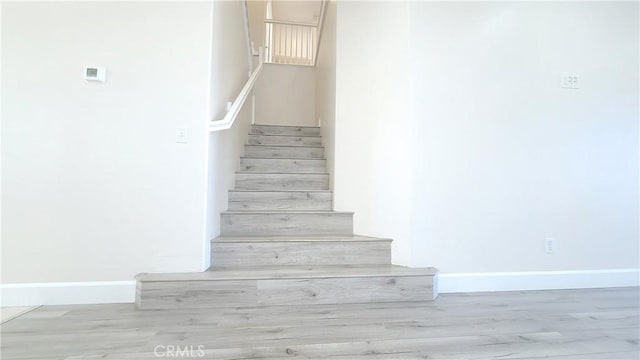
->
[560, 72, 579, 89]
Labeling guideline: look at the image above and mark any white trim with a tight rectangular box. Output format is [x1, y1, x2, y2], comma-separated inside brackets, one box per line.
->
[314, 0, 329, 67]
[251, 94, 256, 125]
[3, 270, 636, 306]
[1, 281, 136, 306]
[437, 269, 640, 293]
[241, 0, 253, 73]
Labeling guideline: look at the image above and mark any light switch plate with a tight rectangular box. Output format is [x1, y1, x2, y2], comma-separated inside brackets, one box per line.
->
[176, 127, 188, 143]
[545, 238, 554, 254]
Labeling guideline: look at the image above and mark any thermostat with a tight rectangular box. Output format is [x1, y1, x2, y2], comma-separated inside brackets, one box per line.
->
[85, 66, 106, 82]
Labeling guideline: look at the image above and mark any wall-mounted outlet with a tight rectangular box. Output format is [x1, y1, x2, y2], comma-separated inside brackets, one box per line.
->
[545, 237, 554, 254]
[176, 127, 188, 143]
[560, 72, 579, 89]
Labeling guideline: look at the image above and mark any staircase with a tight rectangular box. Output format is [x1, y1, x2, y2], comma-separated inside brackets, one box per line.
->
[136, 124, 438, 309]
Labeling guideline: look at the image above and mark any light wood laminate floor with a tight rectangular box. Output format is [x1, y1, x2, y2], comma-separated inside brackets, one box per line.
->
[1, 287, 638, 359]
[0, 307, 37, 324]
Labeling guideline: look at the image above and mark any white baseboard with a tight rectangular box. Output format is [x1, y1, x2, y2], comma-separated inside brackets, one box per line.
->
[437, 268, 640, 293]
[1, 281, 136, 306]
[2, 270, 638, 306]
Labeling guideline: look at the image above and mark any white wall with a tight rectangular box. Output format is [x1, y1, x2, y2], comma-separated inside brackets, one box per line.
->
[333, 1, 639, 288]
[272, 0, 322, 23]
[408, 1, 639, 273]
[1, 2, 213, 290]
[0, 2, 4, 289]
[254, 64, 316, 126]
[334, 1, 414, 265]
[247, 0, 265, 50]
[205, 0, 253, 269]
[2, 1, 256, 305]
[315, 0, 336, 188]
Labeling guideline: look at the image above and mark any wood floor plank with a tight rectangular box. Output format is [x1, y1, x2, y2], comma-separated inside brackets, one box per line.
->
[1, 288, 638, 360]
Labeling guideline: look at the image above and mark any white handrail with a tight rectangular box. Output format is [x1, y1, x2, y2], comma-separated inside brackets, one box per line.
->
[313, 0, 328, 67]
[264, 19, 318, 27]
[241, 0, 253, 74]
[262, 0, 327, 67]
[264, 22, 316, 65]
[209, 49, 264, 132]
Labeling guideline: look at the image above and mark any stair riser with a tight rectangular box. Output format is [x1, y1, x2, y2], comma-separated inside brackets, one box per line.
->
[235, 173, 329, 191]
[248, 135, 322, 146]
[244, 145, 324, 159]
[251, 125, 320, 136]
[240, 158, 327, 173]
[211, 241, 391, 267]
[136, 275, 436, 309]
[221, 213, 353, 236]
[228, 191, 332, 211]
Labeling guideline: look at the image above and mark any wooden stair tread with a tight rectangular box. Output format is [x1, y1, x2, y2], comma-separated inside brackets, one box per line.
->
[229, 189, 332, 192]
[249, 134, 321, 138]
[235, 171, 329, 175]
[222, 210, 353, 214]
[212, 235, 392, 243]
[246, 144, 324, 148]
[252, 124, 320, 129]
[240, 157, 327, 160]
[137, 265, 438, 282]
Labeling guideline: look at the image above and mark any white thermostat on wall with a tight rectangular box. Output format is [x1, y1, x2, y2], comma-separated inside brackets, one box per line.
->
[84, 66, 106, 82]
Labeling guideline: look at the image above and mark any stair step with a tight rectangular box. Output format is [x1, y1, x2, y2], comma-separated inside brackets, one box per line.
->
[240, 158, 327, 173]
[212, 235, 391, 242]
[248, 134, 322, 146]
[210, 235, 391, 268]
[135, 265, 438, 309]
[228, 190, 332, 211]
[235, 173, 329, 191]
[244, 145, 324, 159]
[250, 124, 320, 136]
[220, 211, 353, 236]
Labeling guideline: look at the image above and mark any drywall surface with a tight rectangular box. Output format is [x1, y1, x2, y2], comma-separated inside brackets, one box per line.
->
[272, 0, 322, 24]
[333, 1, 639, 274]
[315, 0, 337, 189]
[408, 1, 639, 272]
[2, 2, 213, 283]
[205, 0, 254, 268]
[334, 1, 414, 265]
[247, 0, 265, 50]
[254, 64, 316, 126]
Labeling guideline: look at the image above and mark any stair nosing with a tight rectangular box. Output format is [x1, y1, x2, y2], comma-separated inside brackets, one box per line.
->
[221, 211, 353, 215]
[212, 239, 390, 243]
[241, 157, 327, 161]
[245, 144, 324, 149]
[252, 124, 320, 129]
[137, 265, 438, 282]
[229, 189, 332, 193]
[212, 235, 392, 243]
[248, 134, 321, 139]
[236, 172, 329, 175]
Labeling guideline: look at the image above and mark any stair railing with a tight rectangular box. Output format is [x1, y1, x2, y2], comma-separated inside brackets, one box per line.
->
[262, 0, 328, 67]
[209, 47, 264, 132]
[264, 19, 317, 66]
